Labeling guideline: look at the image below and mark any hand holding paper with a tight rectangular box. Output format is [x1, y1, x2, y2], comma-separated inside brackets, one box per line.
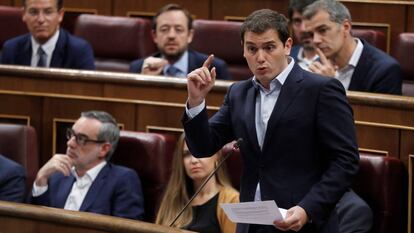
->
[220, 200, 287, 225]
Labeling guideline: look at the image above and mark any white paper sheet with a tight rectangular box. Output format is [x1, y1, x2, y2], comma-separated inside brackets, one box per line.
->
[220, 200, 287, 225]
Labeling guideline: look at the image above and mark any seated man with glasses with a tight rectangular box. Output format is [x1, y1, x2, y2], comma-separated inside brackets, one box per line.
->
[1, 0, 95, 70]
[29, 110, 144, 220]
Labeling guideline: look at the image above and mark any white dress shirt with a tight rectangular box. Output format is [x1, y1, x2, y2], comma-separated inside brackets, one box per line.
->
[335, 38, 364, 90]
[32, 161, 107, 211]
[30, 29, 60, 67]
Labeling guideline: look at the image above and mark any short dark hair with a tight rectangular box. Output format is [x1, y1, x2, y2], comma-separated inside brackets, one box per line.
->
[287, 0, 317, 20]
[81, 110, 120, 160]
[240, 9, 290, 44]
[303, 0, 352, 24]
[152, 3, 193, 31]
[23, 0, 64, 10]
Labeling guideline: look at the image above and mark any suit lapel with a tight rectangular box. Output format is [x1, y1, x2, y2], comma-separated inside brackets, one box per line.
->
[16, 35, 32, 65]
[187, 50, 197, 72]
[79, 163, 110, 211]
[244, 85, 261, 152]
[55, 175, 75, 208]
[262, 64, 304, 151]
[348, 40, 370, 90]
[50, 29, 65, 67]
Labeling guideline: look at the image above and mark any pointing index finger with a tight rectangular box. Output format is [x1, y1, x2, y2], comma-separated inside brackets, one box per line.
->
[315, 47, 329, 65]
[202, 54, 214, 68]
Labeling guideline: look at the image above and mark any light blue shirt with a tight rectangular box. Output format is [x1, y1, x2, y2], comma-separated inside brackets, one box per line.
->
[163, 50, 189, 78]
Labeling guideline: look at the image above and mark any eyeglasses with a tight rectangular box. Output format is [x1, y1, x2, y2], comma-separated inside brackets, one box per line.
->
[66, 128, 106, 146]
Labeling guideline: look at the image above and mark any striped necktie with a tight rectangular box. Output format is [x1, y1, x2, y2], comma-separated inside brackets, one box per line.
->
[37, 46, 47, 67]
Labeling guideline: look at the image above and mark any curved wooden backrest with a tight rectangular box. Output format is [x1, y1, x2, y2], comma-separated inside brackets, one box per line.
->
[0, 201, 194, 233]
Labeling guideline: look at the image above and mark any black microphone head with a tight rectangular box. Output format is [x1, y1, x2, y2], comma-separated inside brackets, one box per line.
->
[234, 138, 243, 149]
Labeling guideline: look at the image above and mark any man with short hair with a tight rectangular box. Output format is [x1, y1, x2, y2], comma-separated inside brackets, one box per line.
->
[289, 2, 373, 232]
[0, 155, 26, 202]
[129, 3, 231, 80]
[184, 9, 359, 232]
[1, 0, 95, 70]
[302, 0, 402, 95]
[30, 111, 144, 220]
[288, 0, 319, 70]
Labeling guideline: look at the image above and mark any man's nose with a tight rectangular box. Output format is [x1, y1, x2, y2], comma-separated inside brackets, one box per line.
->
[67, 136, 77, 147]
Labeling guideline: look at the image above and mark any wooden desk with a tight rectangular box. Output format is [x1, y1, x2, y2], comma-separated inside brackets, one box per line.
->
[0, 201, 193, 233]
[0, 65, 413, 168]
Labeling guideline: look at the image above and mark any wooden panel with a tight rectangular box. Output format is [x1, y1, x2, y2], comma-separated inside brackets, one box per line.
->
[113, 0, 210, 19]
[41, 97, 136, 164]
[211, 0, 289, 20]
[0, 0, 13, 5]
[341, 2, 406, 53]
[408, 5, 414, 32]
[0, 201, 194, 233]
[355, 123, 400, 157]
[409, 154, 414, 233]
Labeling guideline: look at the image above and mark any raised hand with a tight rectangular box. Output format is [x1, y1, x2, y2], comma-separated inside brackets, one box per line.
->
[308, 47, 338, 77]
[35, 154, 74, 187]
[141, 57, 168, 75]
[187, 54, 216, 108]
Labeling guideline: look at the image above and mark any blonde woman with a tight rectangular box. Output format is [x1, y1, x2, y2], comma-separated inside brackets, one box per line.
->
[156, 133, 239, 233]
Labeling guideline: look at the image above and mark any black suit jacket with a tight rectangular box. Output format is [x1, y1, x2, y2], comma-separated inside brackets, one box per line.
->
[129, 49, 232, 80]
[0, 154, 26, 202]
[1, 29, 95, 70]
[290, 40, 403, 95]
[349, 40, 402, 95]
[183, 64, 359, 232]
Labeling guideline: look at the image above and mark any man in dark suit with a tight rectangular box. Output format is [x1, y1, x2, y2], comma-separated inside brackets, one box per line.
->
[302, 0, 402, 95]
[1, 0, 95, 70]
[0, 155, 26, 202]
[183, 9, 359, 233]
[289, 1, 373, 232]
[30, 111, 144, 220]
[129, 4, 231, 80]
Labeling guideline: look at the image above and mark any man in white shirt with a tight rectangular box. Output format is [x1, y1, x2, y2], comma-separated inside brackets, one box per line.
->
[302, 0, 402, 94]
[1, 0, 95, 70]
[30, 110, 144, 220]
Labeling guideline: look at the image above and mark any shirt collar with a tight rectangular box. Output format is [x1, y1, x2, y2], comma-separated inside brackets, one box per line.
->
[71, 160, 107, 181]
[163, 50, 189, 76]
[296, 47, 319, 63]
[252, 57, 295, 92]
[348, 38, 364, 68]
[31, 29, 60, 57]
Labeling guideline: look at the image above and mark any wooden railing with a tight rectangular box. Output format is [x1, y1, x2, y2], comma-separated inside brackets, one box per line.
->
[0, 200, 194, 233]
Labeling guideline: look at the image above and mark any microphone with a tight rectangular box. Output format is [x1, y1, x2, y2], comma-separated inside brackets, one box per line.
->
[169, 138, 243, 227]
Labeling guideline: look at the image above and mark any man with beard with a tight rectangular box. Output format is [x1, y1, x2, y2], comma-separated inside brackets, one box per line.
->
[303, 0, 402, 95]
[288, 0, 319, 71]
[129, 4, 231, 80]
[29, 111, 144, 220]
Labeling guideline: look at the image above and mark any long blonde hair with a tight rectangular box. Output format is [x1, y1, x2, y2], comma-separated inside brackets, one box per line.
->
[155, 133, 233, 228]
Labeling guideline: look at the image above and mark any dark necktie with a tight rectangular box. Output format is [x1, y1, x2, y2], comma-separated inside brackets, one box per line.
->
[166, 65, 180, 77]
[37, 47, 47, 67]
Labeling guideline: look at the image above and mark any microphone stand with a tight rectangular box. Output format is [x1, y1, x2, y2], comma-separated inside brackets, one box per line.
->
[169, 138, 243, 227]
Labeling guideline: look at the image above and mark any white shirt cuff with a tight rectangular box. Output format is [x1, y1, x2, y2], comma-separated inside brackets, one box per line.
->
[185, 99, 205, 119]
[32, 183, 48, 197]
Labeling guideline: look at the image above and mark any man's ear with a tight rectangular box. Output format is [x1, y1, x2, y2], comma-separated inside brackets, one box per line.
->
[100, 143, 112, 159]
[187, 28, 194, 44]
[284, 37, 293, 56]
[343, 19, 352, 34]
